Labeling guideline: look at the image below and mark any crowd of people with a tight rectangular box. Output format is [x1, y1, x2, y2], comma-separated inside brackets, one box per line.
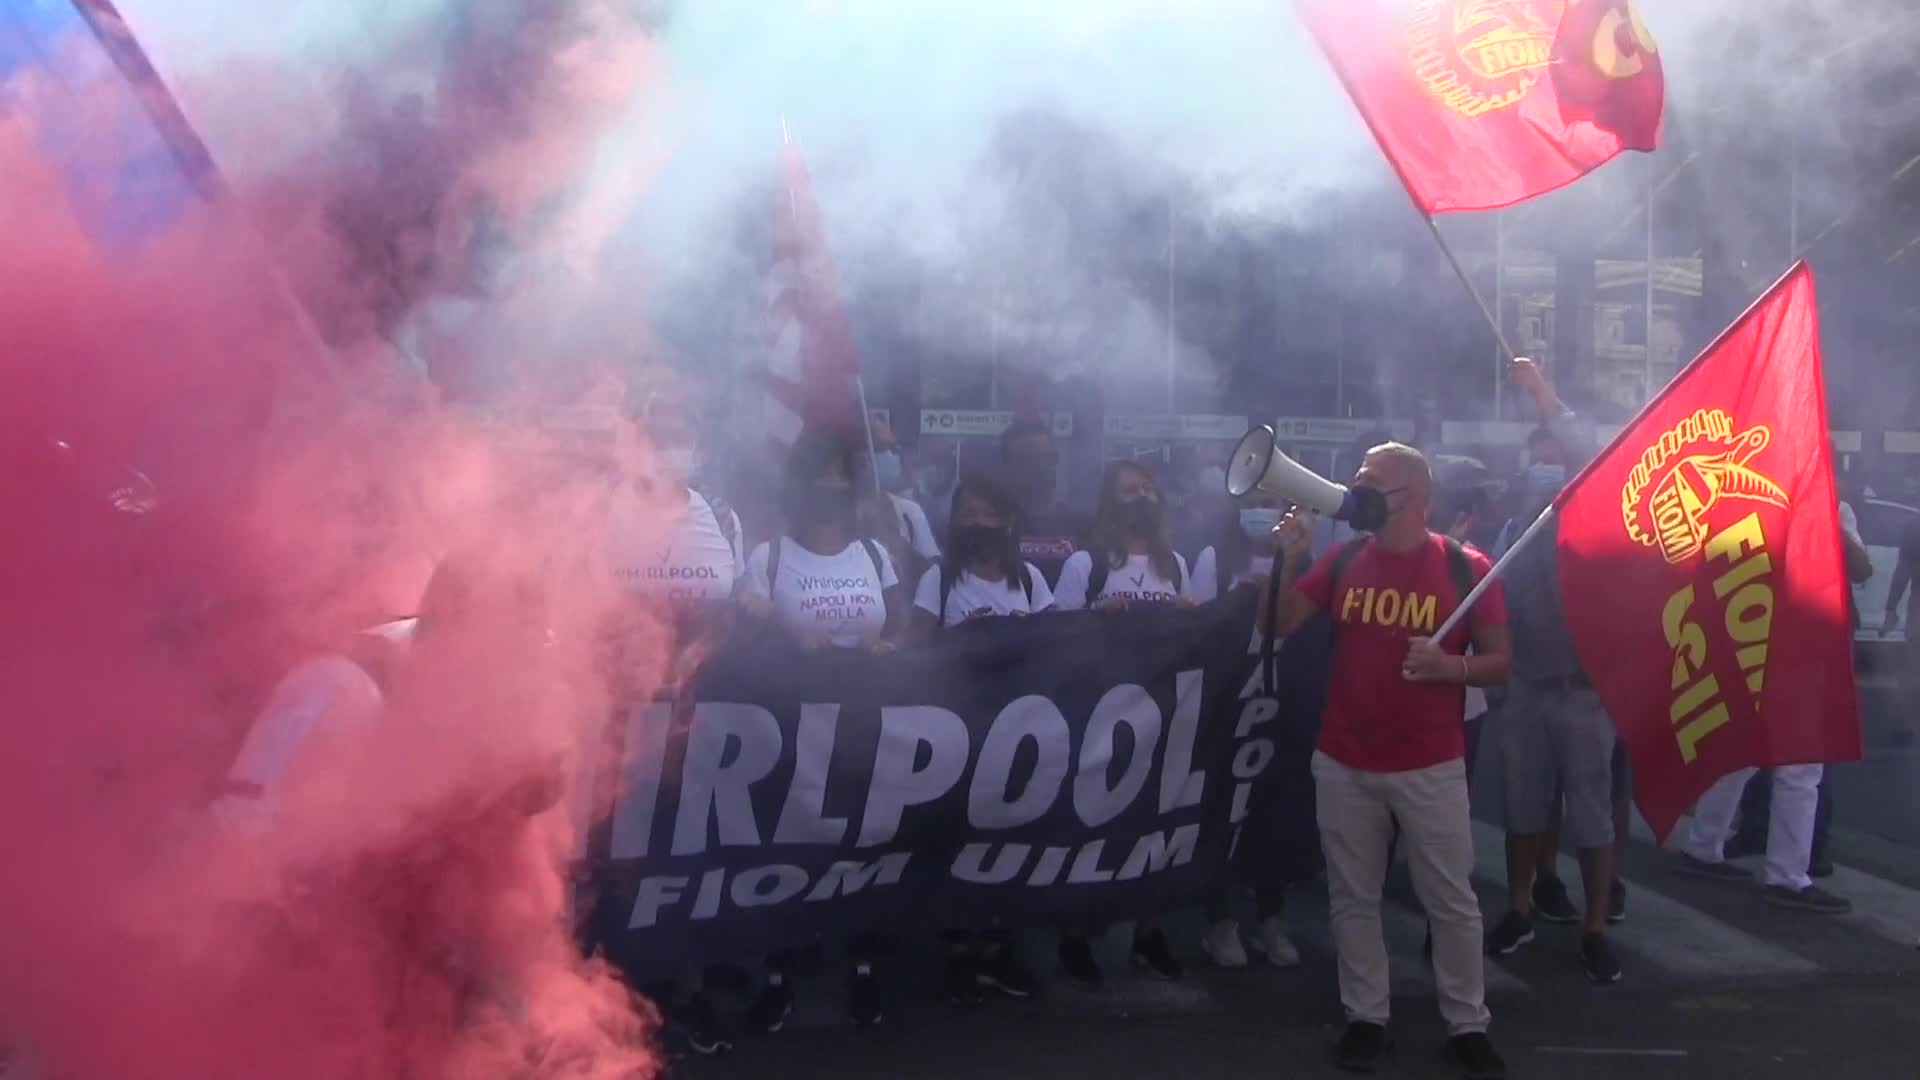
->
[207, 360, 1882, 1080]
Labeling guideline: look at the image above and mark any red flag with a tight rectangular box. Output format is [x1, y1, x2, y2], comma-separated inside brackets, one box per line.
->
[760, 143, 860, 448]
[1300, 0, 1665, 213]
[1553, 263, 1860, 841]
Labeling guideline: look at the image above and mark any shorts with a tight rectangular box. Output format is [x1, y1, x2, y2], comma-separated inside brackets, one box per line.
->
[1498, 680, 1630, 850]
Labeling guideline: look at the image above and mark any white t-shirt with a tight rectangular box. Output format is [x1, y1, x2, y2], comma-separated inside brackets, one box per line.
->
[912, 562, 1056, 627]
[888, 493, 942, 561]
[1839, 500, 1863, 549]
[1053, 550, 1196, 610]
[608, 489, 743, 604]
[1189, 548, 1276, 604]
[209, 655, 385, 833]
[745, 537, 900, 648]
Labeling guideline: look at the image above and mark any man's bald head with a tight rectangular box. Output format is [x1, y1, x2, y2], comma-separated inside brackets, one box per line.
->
[1353, 442, 1432, 537]
[1357, 442, 1431, 496]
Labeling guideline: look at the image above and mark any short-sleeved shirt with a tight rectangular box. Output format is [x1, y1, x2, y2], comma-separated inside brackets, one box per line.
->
[1053, 550, 1196, 611]
[608, 489, 743, 604]
[1296, 533, 1507, 773]
[912, 562, 1056, 627]
[744, 538, 900, 648]
[888, 493, 942, 561]
[1190, 547, 1274, 603]
[209, 655, 385, 833]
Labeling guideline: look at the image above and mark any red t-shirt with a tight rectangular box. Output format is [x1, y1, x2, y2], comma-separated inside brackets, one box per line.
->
[1296, 533, 1506, 773]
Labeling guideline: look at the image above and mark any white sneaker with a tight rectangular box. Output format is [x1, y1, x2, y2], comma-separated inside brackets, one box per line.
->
[1250, 915, 1301, 968]
[1201, 919, 1248, 968]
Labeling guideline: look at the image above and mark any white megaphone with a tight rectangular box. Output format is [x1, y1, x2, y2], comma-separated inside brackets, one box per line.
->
[1224, 424, 1388, 531]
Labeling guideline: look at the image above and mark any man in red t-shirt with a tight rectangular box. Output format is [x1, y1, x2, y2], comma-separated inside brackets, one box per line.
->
[1265, 442, 1512, 1079]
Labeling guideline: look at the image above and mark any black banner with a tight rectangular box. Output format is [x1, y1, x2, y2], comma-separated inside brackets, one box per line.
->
[582, 589, 1315, 979]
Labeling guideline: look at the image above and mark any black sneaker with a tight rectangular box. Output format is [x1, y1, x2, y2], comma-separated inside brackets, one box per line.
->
[1679, 853, 1753, 882]
[1131, 927, 1184, 980]
[976, 945, 1040, 999]
[1608, 880, 1628, 924]
[1531, 876, 1579, 925]
[1578, 932, 1622, 984]
[1058, 935, 1105, 990]
[941, 953, 985, 1006]
[1483, 911, 1534, 957]
[1333, 1021, 1391, 1072]
[747, 977, 794, 1035]
[847, 962, 884, 1026]
[1764, 884, 1852, 914]
[663, 992, 733, 1056]
[1444, 1031, 1507, 1080]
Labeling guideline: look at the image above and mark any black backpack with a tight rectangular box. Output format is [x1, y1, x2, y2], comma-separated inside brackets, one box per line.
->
[935, 561, 1036, 628]
[1084, 546, 1184, 607]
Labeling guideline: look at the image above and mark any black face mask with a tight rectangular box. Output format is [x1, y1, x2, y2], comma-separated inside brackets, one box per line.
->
[1346, 486, 1392, 533]
[952, 523, 1010, 561]
[1118, 496, 1162, 536]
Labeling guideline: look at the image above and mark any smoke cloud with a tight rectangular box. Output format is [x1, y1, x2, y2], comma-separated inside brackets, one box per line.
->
[2, 1, 680, 1077]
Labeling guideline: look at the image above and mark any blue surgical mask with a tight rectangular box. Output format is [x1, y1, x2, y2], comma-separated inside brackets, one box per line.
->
[872, 450, 903, 491]
[1239, 507, 1282, 540]
[1524, 463, 1567, 500]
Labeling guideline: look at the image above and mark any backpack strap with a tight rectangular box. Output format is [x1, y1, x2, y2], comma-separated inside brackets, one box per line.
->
[937, 561, 959, 627]
[1085, 547, 1111, 607]
[860, 537, 887, 586]
[1020, 564, 1034, 605]
[1441, 536, 1478, 644]
[699, 489, 738, 551]
[1329, 537, 1368, 597]
[1442, 536, 1475, 604]
[767, 536, 782, 600]
[1172, 554, 1184, 594]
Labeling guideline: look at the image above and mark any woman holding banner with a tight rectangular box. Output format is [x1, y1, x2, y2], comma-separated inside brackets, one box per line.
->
[738, 427, 905, 1030]
[1052, 461, 1197, 985]
[910, 473, 1054, 1004]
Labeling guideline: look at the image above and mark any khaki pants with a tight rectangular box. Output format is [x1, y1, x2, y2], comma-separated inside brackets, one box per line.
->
[1312, 751, 1490, 1035]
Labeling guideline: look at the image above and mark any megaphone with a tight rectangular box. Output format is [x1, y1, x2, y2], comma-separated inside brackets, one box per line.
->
[1224, 424, 1388, 531]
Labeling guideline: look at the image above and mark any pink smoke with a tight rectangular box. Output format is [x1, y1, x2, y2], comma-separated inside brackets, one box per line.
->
[0, 5, 677, 1078]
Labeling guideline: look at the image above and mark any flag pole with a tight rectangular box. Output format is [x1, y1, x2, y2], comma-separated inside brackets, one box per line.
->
[1426, 260, 1813, 644]
[1167, 194, 1178, 407]
[1420, 213, 1520, 362]
[1645, 155, 1658, 400]
[856, 375, 886, 501]
[1494, 210, 1507, 419]
[1429, 505, 1558, 643]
